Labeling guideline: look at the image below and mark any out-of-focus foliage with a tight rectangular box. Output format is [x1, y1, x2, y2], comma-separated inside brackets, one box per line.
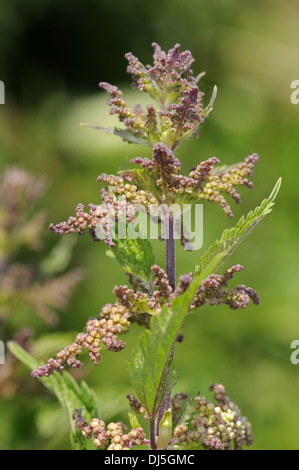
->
[0, 0, 298, 450]
[7, 341, 99, 450]
[0, 167, 83, 325]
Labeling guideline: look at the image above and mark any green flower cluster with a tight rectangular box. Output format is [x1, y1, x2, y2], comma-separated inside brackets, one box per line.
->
[173, 384, 253, 450]
[73, 410, 146, 450]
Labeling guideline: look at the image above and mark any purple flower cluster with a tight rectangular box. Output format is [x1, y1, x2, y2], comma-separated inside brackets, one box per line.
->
[171, 264, 259, 310]
[99, 43, 213, 150]
[50, 184, 137, 247]
[191, 264, 259, 309]
[31, 261, 180, 378]
[128, 148, 259, 217]
[31, 303, 131, 379]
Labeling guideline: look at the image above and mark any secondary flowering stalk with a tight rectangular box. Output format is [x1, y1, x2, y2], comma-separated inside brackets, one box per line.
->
[0, 167, 83, 325]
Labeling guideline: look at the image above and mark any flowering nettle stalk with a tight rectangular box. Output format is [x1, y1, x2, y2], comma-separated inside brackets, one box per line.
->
[30, 44, 281, 450]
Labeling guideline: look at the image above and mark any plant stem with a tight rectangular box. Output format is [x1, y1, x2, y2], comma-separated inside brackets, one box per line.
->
[155, 212, 176, 446]
[165, 214, 176, 291]
[149, 417, 157, 450]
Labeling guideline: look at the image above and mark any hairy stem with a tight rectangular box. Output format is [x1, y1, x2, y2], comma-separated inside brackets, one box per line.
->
[165, 214, 176, 291]
[149, 417, 157, 450]
[155, 212, 176, 444]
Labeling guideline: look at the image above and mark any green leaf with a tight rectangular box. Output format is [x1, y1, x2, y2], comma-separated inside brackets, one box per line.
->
[157, 409, 172, 450]
[80, 123, 150, 146]
[201, 85, 217, 118]
[128, 412, 141, 429]
[8, 339, 43, 372]
[8, 342, 99, 450]
[195, 178, 281, 275]
[126, 252, 226, 418]
[40, 237, 78, 276]
[106, 223, 155, 285]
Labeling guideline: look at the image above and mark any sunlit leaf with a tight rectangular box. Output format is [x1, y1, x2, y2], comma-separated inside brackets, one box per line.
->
[80, 123, 150, 146]
[106, 223, 155, 286]
[196, 178, 281, 274]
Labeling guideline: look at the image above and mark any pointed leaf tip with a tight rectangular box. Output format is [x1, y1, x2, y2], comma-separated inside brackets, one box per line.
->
[269, 177, 282, 202]
[196, 179, 281, 274]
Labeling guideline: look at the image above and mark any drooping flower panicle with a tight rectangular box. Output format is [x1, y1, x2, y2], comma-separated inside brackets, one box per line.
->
[31, 303, 131, 379]
[32, 259, 259, 379]
[173, 264, 259, 310]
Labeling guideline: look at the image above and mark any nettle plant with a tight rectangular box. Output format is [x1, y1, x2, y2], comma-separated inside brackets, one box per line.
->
[10, 44, 281, 450]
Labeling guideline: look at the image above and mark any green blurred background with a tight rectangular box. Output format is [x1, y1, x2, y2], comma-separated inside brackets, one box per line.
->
[0, 0, 298, 450]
